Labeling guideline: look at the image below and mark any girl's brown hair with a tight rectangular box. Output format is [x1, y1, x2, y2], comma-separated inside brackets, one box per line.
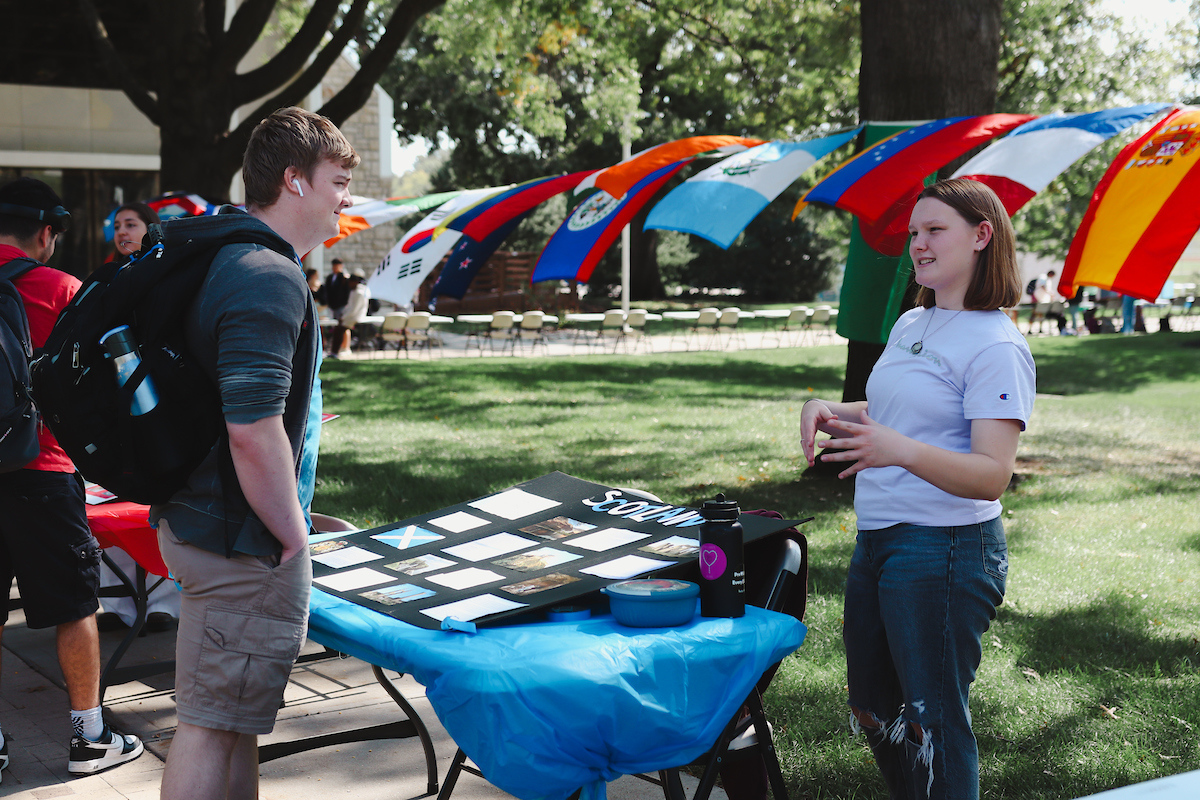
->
[914, 179, 1021, 310]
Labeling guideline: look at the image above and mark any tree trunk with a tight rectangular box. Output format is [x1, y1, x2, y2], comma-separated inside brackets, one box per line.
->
[630, 202, 666, 301]
[842, 0, 1003, 400]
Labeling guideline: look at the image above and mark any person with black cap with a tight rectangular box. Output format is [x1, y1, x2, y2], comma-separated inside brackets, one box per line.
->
[0, 178, 144, 783]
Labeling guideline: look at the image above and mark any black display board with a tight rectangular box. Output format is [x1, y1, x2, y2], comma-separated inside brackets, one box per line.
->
[309, 472, 799, 630]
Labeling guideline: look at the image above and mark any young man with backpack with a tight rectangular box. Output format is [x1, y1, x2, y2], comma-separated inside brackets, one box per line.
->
[153, 107, 356, 800]
[0, 178, 144, 783]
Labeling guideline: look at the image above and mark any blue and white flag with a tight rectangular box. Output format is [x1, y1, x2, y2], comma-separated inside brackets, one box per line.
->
[645, 130, 861, 249]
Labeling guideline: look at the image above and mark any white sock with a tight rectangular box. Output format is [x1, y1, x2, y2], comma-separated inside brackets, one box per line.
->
[71, 706, 104, 741]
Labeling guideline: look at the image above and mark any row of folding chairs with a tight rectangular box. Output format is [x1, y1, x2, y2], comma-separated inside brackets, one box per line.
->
[373, 312, 439, 358]
[771, 305, 836, 348]
[474, 310, 558, 356]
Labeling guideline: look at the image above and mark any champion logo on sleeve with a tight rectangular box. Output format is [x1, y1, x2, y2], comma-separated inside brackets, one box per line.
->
[999, 393, 1010, 400]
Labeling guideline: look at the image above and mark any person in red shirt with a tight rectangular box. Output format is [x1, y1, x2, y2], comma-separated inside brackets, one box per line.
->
[0, 178, 143, 783]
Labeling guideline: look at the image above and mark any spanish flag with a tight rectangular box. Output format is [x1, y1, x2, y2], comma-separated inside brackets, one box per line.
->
[1059, 107, 1200, 301]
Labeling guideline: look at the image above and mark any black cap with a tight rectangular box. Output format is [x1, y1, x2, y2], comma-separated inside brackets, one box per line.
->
[0, 177, 71, 233]
[700, 493, 740, 521]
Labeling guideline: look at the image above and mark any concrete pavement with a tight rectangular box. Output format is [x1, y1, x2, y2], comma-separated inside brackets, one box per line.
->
[1, 585, 726, 800]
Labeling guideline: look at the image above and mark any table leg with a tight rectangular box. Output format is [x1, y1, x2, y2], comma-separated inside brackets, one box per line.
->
[98, 553, 174, 701]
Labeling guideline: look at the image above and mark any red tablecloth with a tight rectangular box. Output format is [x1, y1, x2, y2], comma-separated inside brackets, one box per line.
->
[86, 501, 169, 578]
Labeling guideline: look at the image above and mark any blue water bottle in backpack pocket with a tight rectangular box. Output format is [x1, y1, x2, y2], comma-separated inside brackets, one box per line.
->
[99, 326, 159, 416]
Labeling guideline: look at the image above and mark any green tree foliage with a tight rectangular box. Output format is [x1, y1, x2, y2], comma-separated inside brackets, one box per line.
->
[384, 0, 860, 299]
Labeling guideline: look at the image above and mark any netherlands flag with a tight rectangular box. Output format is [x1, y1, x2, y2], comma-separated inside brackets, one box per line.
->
[952, 104, 1171, 216]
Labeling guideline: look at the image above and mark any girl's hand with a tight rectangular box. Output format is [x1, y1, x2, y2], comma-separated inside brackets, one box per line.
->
[817, 409, 918, 479]
[800, 400, 838, 467]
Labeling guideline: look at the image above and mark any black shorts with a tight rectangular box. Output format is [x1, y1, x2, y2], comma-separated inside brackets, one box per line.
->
[0, 470, 102, 629]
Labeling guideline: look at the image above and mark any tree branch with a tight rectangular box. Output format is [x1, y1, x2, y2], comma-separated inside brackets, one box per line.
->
[318, 0, 447, 125]
[205, 0, 227, 50]
[636, 0, 762, 90]
[77, 0, 161, 125]
[215, 0, 277, 74]
[233, 0, 344, 106]
[224, 0, 374, 162]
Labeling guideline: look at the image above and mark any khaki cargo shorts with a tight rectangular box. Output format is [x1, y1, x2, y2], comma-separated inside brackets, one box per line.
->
[157, 518, 311, 735]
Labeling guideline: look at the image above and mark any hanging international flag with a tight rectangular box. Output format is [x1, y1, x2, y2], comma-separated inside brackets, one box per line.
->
[367, 188, 503, 305]
[327, 191, 463, 246]
[430, 211, 535, 301]
[952, 104, 1171, 215]
[533, 160, 690, 283]
[433, 170, 598, 241]
[644, 129, 861, 248]
[797, 114, 1037, 255]
[1059, 107, 1200, 302]
[581, 136, 766, 200]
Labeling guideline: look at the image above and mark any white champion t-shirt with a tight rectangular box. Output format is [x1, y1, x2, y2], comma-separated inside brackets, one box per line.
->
[853, 307, 1036, 530]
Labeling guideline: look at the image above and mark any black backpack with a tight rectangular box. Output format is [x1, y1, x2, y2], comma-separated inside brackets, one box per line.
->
[0, 258, 41, 472]
[1026, 278, 1038, 296]
[31, 211, 296, 504]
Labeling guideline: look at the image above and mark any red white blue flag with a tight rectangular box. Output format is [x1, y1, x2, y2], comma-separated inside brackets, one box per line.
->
[952, 104, 1170, 215]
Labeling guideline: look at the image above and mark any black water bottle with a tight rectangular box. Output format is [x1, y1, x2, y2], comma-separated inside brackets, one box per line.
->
[698, 493, 745, 618]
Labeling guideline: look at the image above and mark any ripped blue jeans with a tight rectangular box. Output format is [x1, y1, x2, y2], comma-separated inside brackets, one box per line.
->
[844, 517, 1007, 800]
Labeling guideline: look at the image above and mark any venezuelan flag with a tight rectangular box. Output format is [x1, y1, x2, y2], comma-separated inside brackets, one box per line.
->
[1060, 107, 1200, 302]
[797, 114, 1036, 255]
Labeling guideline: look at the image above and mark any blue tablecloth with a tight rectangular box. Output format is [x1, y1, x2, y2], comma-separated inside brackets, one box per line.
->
[307, 588, 806, 800]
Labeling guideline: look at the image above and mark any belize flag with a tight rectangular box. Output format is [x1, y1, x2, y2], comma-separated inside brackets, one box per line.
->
[430, 211, 535, 300]
[328, 191, 462, 245]
[368, 187, 503, 305]
[952, 104, 1171, 215]
[582, 135, 766, 200]
[797, 114, 1036, 255]
[533, 160, 690, 283]
[1059, 106, 1200, 302]
[644, 129, 861, 248]
[434, 170, 598, 242]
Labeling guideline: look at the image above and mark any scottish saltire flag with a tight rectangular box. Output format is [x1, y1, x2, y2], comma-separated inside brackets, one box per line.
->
[431, 210, 534, 300]
[368, 187, 502, 305]
[580, 136, 766, 200]
[1059, 107, 1200, 302]
[329, 191, 462, 245]
[534, 160, 690, 283]
[645, 130, 861, 248]
[952, 104, 1171, 215]
[797, 114, 1037, 255]
[433, 171, 598, 242]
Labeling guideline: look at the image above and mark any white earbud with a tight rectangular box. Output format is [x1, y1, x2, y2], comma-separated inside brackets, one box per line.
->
[293, 178, 304, 197]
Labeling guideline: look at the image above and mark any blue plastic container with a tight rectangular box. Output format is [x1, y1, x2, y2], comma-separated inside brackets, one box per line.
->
[601, 579, 700, 628]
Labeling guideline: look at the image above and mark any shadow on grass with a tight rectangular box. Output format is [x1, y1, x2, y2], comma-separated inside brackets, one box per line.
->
[1000, 593, 1200, 677]
[320, 353, 847, 420]
[1030, 332, 1200, 395]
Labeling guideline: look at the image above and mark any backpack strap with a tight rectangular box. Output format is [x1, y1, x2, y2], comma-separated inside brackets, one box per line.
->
[0, 257, 42, 284]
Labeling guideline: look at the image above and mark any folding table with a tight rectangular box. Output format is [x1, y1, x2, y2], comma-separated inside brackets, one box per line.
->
[305, 587, 806, 800]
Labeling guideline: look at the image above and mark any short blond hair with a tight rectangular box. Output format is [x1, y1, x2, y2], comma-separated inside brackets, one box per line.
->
[243, 107, 360, 209]
[914, 179, 1021, 310]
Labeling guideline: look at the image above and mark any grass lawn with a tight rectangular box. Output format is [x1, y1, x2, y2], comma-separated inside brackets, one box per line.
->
[315, 331, 1200, 800]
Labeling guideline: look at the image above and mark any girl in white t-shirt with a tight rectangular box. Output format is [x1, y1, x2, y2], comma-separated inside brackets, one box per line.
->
[800, 179, 1035, 800]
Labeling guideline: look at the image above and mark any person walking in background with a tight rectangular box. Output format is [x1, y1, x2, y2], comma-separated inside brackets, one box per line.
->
[153, 107, 355, 800]
[329, 269, 370, 358]
[319, 256, 350, 320]
[0, 178, 144, 783]
[800, 179, 1035, 800]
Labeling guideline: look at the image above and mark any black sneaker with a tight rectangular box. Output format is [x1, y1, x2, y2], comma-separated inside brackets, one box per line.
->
[67, 725, 143, 775]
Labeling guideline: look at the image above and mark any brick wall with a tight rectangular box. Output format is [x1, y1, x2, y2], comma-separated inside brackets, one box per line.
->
[319, 57, 398, 283]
